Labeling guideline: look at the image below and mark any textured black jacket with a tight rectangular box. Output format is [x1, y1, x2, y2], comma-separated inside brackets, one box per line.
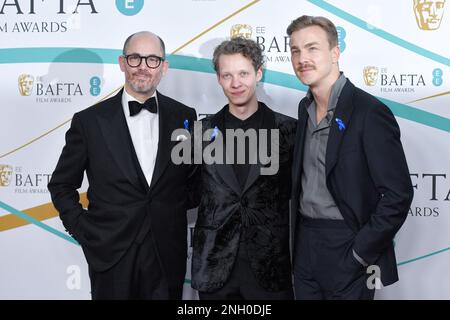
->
[192, 103, 296, 293]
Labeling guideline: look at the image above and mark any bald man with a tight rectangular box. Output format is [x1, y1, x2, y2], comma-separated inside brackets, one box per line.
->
[48, 32, 197, 299]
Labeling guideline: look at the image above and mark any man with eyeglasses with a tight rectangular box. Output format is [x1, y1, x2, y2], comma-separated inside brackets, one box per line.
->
[48, 31, 197, 299]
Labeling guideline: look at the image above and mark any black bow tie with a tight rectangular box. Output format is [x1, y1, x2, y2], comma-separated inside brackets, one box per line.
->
[128, 97, 157, 116]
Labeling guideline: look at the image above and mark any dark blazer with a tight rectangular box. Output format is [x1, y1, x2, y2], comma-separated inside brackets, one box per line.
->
[191, 103, 296, 293]
[291, 80, 413, 286]
[48, 89, 197, 297]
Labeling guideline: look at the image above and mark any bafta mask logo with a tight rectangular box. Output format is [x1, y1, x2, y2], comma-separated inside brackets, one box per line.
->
[363, 66, 379, 86]
[414, 0, 446, 30]
[230, 24, 253, 39]
[0, 165, 13, 187]
[18, 74, 34, 96]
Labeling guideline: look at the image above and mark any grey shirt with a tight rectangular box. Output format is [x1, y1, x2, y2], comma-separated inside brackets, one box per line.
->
[299, 73, 347, 220]
[297, 73, 368, 266]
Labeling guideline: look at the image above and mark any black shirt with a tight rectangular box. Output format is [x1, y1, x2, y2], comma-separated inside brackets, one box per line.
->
[224, 104, 263, 190]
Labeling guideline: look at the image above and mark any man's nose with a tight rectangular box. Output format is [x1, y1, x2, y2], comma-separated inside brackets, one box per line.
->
[231, 76, 241, 87]
[138, 58, 149, 70]
[298, 52, 309, 65]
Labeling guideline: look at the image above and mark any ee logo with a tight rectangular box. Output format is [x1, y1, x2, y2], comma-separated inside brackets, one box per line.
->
[90, 76, 101, 96]
[336, 26, 346, 53]
[116, 0, 144, 16]
[432, 68, 443, 86]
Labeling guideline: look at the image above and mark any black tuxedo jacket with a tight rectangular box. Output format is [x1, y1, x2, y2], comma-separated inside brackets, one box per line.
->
[191, 103, 296, 293]
[48, 89, 197, 294]
[291, 80, 413, 286]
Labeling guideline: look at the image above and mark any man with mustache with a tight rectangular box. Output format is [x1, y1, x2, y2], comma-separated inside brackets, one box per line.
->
[48, 31, 197, 299]
[288, 16, 413, 299]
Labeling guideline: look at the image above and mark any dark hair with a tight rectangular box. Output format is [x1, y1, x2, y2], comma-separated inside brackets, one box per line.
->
[122, 31, 166, 59]
[286, 15, 338, 48]
[212, 37, 264, 73]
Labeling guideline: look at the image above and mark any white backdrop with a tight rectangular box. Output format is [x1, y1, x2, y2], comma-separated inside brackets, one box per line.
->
[0, 0, 449, 299]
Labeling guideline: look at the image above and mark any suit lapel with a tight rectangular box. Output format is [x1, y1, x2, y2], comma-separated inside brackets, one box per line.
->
[216, 165, 241, 196]
[325, 81, 355, 177]
[209, 106, 242, 196]
[242, 103, 276, 194]
[292, 97, 309, 198]
[149, 91, 177, 191]
[242, 163, 261, 194]
[97, 89, 144, 190]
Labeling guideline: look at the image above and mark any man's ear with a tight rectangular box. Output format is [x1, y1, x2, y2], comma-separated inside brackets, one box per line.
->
[256, 67, 263, 82]
[331, 45, 340, 64]
[161, 60, 169, 76]
[119, 55, 126, 72]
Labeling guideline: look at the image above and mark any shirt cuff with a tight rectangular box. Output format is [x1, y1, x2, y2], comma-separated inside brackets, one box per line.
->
[353, 249, 369, 267]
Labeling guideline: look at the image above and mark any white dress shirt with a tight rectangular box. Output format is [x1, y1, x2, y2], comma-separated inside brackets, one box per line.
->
[122, 89, 159, 187]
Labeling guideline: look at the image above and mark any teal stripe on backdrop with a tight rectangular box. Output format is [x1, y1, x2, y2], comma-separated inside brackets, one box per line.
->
[0, 200, 79, 245]
[0, 47, 120, 64]
[380, 97, 450, 132]
[308, 0, 450, 66]
[1, 47, 448, 132]
[397, 246, 450, 266]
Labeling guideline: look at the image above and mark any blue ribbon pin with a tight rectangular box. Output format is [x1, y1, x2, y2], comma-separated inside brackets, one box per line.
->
[183, 119, 189, 130]
[335, 118, 346, 131]
[211, 126, 219, 141]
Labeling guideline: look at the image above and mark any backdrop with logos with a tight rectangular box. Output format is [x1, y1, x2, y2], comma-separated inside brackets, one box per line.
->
[0, 0, 449, 299]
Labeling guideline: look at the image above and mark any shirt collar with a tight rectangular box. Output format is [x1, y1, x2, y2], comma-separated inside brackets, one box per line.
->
[305, 72, 346, 112]
[225, 103, 262, 128]
[122, 88, 158, 117]
[305, 72, 346, 128]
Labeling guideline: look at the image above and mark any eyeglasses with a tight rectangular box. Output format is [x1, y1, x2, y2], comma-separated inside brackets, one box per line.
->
[123, 54, 164, 69]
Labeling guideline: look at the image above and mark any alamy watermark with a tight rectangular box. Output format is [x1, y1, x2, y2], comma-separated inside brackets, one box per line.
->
[366, 265, 383, 290]
[66, 265, 81, 290]
[171, 121, 280, 175]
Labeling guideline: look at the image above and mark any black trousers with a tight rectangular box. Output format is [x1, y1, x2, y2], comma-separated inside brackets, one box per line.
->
[88, 230, 171, 300]
[199, 244, 294, 300]
[293, 217, 375, 300]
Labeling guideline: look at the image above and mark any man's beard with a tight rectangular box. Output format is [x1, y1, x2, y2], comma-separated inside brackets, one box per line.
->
[129, 80, 154, 94]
